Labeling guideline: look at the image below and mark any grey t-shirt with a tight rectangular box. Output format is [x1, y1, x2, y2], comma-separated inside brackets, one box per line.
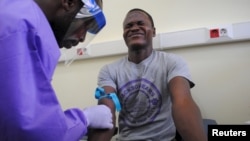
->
[98, 50, 194, 141]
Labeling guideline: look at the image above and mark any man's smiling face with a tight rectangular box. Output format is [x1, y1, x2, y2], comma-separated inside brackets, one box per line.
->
[123, 10, 155, 50]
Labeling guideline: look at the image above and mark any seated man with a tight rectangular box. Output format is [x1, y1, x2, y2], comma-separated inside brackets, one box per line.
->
[88, 8, 207, 141]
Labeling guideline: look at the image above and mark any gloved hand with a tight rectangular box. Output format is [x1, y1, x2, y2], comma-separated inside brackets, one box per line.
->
[83, 105, 113, 129]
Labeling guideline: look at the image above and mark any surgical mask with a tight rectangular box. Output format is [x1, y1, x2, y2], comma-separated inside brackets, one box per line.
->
[60, 0, 106, 66]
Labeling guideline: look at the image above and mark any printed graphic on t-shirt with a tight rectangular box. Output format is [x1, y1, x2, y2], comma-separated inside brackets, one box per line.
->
[118, 78, 162, 126]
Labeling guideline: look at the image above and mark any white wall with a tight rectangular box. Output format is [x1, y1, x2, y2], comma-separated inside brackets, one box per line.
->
[52, 0, 250, 124]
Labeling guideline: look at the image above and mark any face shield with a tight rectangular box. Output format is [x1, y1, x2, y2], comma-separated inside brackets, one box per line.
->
[60, 0, 106, 66]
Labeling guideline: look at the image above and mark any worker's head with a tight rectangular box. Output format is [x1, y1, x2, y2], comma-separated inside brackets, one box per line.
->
[41, 0, 82, 48]
[40, 0, 105, 48]
[60, 0, 105, 49]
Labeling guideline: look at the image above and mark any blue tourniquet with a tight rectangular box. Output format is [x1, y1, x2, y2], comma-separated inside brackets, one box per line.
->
[95, 87, 121, 112]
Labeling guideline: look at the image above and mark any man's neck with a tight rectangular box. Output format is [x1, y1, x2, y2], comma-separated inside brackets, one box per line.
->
[128, 48, 153, 64]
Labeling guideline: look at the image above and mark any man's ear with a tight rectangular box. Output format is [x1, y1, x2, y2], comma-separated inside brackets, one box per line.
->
[62, 0, 76, 11]
[153, 27, 156, 37]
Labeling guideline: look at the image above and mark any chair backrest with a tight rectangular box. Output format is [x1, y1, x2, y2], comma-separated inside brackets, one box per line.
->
[203, 118, 217, 135]
[175, 118, 218, 141]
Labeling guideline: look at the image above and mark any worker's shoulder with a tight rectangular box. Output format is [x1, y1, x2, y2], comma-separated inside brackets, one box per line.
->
[0, 0, 40, 37]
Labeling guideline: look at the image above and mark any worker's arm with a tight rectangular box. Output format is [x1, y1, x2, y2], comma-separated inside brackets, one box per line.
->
[0, 31, 112, 141]
[169, 76, 207, 141]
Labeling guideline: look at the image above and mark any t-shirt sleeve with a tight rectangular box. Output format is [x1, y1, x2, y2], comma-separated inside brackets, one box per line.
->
[167, 54, 195, 88]
[98, 64, 117, 89]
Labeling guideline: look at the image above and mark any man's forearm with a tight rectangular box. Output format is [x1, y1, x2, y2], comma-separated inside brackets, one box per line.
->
[88, 97, 117, 141]
[172, 100, 207, 141]
[87, 128, 115, 141]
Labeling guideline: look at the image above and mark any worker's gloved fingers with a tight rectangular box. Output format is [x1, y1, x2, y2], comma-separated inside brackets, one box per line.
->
[83, 105, 113, 129]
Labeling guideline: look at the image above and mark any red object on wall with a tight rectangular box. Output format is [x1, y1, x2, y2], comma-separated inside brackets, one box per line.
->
[77, 48, 83, 55]
[210, 29, 220, 38]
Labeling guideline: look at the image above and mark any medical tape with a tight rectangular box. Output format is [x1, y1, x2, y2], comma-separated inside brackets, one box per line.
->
[95, 87, 121, 112]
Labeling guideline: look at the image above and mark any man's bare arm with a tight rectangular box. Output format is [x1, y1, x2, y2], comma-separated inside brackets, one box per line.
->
[169, 76, 207, 141]
[88, 86, 117, 141]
